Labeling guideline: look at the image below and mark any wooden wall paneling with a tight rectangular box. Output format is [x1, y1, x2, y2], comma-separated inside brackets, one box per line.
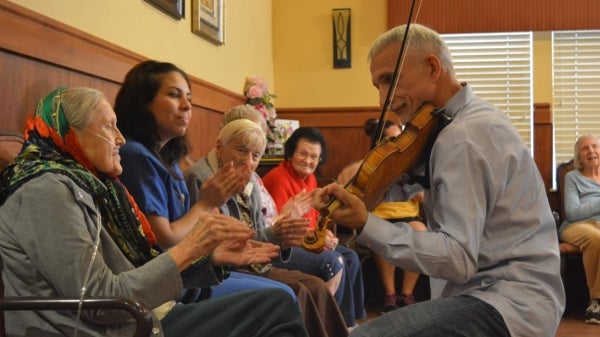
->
[277, 106, 381, 128]
[186, 107, 224, 159]
[388, 0, 600, 33]
[0, 49, 120, 133]
[317, 126, 372, 179]
[533, 103, 553, 192]
[0, 1, 244, 158]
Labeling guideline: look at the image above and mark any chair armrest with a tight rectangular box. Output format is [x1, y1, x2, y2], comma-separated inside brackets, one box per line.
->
[0, 297, 154, 337]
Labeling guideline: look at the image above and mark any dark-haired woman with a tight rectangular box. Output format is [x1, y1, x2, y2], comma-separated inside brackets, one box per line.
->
[114, 60, 296, 301]
[263, 127, 366, 330]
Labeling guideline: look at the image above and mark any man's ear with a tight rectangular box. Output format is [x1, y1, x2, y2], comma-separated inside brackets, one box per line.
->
[426, 54, 442, 80]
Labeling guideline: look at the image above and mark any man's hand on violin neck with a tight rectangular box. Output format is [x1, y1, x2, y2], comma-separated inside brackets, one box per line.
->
[316, 183, 368, 229]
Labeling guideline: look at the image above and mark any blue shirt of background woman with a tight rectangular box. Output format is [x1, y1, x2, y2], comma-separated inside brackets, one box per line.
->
[120, 139, 189, 222]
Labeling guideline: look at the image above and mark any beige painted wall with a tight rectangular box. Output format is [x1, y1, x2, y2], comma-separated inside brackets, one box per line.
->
[7, 0, 554, 109]
[272, 1, 554, 108]
[532, 31, 553, 104]
[273, 0, 385, 108]
[10, 0, 387, 108]
[9, 0, 275, 97]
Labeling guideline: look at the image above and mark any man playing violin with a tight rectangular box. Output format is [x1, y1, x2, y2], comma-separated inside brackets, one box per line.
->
[315, 23, 565, 337]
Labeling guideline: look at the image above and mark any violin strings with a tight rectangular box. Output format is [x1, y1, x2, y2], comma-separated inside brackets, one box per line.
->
[375, 0, 424, 146]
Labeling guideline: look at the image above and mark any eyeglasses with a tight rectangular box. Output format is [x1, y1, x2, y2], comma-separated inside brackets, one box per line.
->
[294, 150, 321, 162]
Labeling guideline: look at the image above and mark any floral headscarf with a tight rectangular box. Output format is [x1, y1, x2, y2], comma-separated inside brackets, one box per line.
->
[0, 87, 160, 267]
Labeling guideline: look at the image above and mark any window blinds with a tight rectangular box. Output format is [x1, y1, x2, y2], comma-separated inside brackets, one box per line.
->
[552, 30, 600, 165]
[442, 32, 533, 152]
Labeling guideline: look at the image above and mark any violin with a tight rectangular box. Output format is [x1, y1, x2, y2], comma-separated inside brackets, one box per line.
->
[301, 103, 451, 253]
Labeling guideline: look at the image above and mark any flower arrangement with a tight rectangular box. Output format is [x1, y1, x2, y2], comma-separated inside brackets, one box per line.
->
[243, 75, 281, 153]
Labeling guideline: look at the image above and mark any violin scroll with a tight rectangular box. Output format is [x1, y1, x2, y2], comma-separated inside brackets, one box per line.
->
[300, 217, 329, 254]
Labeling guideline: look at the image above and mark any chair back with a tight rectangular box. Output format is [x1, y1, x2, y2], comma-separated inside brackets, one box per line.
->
[556, 159, 575, 224]
[0, 132, 23, 335]
[0, 132, 24, 171]
[555, 159, 582, 255]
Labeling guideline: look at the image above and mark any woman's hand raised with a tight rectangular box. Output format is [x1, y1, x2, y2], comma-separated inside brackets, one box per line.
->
[197, 161, 252, 209]
[168, 212, 266, 270]
[272, 216, 310, 249]
[212, 239, 280, 266]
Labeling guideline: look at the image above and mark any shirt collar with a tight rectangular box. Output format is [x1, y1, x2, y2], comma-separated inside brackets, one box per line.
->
[442, 82, 474, 119]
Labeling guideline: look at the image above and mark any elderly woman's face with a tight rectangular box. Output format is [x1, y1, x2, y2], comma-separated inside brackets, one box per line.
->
[577, 136, 600, 170]
[75, 99, 126, 176]
[290, 138, 321, 180]
[218, 137, 263, 172]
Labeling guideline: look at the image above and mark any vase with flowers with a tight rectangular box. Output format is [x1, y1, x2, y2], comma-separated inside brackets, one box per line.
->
[243, 75, 283, 155]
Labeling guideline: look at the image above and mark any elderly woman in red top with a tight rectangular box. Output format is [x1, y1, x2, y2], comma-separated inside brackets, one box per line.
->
[262, 127, 365, 330]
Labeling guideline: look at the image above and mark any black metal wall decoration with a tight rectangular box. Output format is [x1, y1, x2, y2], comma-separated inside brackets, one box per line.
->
[332, 8, 351, 69]
[145, 0, 184, 20]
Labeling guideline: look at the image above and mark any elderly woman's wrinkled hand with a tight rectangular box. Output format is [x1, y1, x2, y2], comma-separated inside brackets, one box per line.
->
[272, 216, 310, 248]
[213, 239, 280, 267]
[324, 229, 339, 249]
[176, 212, 254, 264]
[279, 189, 313, 219]
[197, 161, 252, 208]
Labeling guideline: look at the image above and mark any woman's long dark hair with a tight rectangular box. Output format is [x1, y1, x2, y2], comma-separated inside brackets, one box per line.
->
[114, 60, 191, 177]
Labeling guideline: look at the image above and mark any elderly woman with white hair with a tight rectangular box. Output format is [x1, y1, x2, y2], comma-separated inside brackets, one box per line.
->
[560, 134, 600, 324]
[185, 116, 349, 337]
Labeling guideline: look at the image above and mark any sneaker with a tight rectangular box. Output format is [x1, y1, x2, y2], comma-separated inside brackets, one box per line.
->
[585, 300, 600, 324]
[347, 323, 359, 332]
[380, 294, 400, 314]
[398, 294, 416, 307]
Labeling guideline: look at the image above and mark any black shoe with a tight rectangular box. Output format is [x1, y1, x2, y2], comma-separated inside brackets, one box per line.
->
[585, 300, 600, 324]
[380, 294, 400, 314]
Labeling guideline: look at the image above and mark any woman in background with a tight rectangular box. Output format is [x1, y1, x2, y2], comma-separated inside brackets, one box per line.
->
[262, 127, 366, 329]
[560, 134, 600, 324]
[114, 60, 295, 301]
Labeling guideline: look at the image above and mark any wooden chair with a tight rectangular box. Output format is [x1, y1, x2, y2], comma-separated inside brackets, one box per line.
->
[0, 131, 154, 337]
[0, 132, 24, 171]
[555, 159, 589, 311]
[556, 160, 582, 255]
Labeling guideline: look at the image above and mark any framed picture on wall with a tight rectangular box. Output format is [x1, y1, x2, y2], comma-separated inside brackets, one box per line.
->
[145, 0, 185, 20]
[192, 0, 225, 45]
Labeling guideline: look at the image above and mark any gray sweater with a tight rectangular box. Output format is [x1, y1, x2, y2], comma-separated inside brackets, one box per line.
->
[0, 173, 186, 336]
[184, 152, 290, 262]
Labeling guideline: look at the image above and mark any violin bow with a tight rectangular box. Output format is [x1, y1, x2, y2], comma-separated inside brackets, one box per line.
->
[371, 0, 423, 149]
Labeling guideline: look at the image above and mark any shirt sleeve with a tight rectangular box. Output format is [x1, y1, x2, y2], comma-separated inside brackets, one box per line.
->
[7, 175, 183, 323]
[120, 144, 172, 219]
[358, 138, 487, 284]
[564, 171, 600, 222]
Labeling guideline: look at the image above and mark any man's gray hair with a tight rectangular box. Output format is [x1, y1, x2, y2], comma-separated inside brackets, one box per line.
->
[368, 23, 453, 69]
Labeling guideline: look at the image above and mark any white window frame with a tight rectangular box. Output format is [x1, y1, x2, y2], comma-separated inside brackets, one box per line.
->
[552, 30, 600, 166]
[442, 32, 534, 152]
